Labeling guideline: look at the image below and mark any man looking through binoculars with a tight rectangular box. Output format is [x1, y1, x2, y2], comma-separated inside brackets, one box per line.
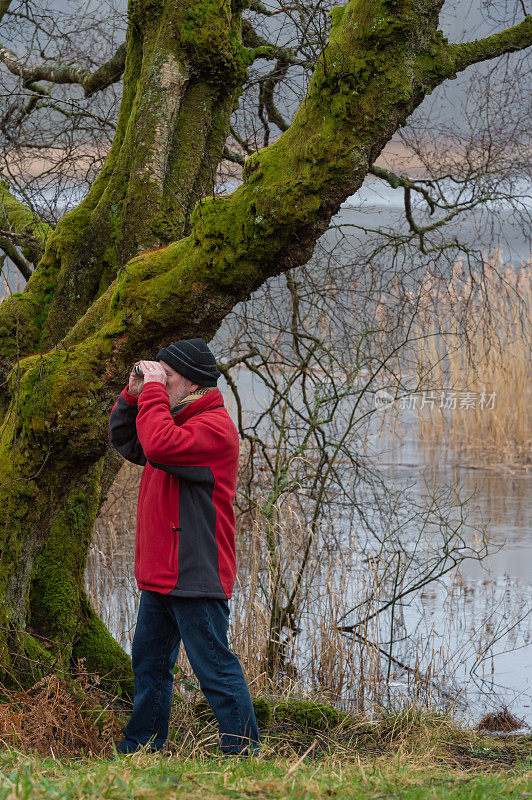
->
[108, 338, 261, 756]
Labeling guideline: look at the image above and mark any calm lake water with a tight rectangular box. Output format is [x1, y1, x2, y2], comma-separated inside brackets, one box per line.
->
[372, 416, 531, 728]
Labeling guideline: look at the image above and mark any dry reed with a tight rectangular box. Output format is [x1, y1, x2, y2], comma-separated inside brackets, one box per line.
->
[411, 251, 531, 467]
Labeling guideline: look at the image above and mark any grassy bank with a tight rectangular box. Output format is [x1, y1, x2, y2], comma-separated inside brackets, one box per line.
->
[0, 747, 531, 800]
[0, 694, 530, 799]
[0, 733, 530, 799]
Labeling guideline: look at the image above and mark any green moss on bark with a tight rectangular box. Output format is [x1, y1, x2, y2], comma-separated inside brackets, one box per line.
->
[29, 462, 104, 650]
[72, 594, 134, 703]
[5, 348, 108, 454]
[162, 80, 218, 240]
[0, 181, 52, 262]
[179, 0, 251, 86]
[0, 367, 132, 698]
[273, 700, 347, 732]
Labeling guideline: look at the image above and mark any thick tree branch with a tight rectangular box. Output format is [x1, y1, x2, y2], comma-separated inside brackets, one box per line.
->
[0, 42, 126, 97]
[449, 15, 532, 75]
[223, 145, 245, 166]
[73, 7, 531, 360]
[83, 42, 127, 97]
[241, 19, 309, 65]
[0, 235, 32, 280]
[56, 4, 449, 358]
[22, 1, 532, 363]
[0, 180, 52, 267]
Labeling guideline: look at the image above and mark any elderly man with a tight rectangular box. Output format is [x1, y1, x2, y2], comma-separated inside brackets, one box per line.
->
[108, 338, 261, 756]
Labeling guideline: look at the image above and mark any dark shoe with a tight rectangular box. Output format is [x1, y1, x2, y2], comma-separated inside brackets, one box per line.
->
[116, 738, 159, 755]
[220, 744, 262, 759]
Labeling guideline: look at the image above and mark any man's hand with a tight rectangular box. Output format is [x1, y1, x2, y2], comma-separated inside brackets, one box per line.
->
[127, 360, 167, 396]
[139, 360, 167, 388]
[127, 362, 144, 396]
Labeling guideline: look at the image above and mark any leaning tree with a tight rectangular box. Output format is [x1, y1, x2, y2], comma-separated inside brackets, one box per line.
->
[0, 0, 530, 698]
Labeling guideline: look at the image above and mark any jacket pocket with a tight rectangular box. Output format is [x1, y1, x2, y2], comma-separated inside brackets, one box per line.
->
[169, 520, 180, 575]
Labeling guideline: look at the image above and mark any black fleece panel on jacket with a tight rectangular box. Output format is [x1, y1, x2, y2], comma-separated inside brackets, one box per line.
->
[108, 395, 147, 466]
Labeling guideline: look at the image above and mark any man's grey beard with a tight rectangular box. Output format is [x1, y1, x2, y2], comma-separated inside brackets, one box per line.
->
[168, 389, 191, 408]
[169, 385, 212, 413]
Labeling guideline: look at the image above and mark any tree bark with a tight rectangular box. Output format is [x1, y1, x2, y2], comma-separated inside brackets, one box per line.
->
[0, 0, 530, 697]
[0, 0, 247, 698]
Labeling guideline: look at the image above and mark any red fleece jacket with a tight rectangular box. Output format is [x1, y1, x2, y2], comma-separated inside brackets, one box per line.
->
[108, 381, 240, 598]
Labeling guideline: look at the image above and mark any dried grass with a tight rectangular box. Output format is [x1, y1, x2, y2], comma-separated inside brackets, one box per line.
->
[0, 658, 125, 758]
[476, 707, 524, 733]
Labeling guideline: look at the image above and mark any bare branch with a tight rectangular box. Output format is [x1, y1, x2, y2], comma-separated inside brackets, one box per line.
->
[217, 347, 259, 371]
[0, 41, 126, 98]
[259, 56, 290, 137]
[248, 1, 298, 16]
[369, 166, 437, 213]
[229, 125, 254, 157]
[0, 228, 41, 252]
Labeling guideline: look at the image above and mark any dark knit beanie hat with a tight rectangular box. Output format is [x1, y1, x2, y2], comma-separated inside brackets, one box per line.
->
[155, 338, 221, 386]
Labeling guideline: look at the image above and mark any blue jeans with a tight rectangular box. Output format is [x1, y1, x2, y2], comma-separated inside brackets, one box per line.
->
[117, 590, 261, 755]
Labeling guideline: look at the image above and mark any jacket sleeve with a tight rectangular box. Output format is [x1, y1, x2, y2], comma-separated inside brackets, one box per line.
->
[135, 382, 229, 474]
[108, 384, 147, 466]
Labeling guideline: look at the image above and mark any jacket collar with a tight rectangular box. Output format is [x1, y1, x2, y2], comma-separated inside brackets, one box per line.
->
[170, 387, 224, 423]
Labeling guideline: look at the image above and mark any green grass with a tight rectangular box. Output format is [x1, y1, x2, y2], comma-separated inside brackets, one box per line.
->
[0, 735, 530, 799]
[0, 748, 530, 799]
[0, 692, 531, 798]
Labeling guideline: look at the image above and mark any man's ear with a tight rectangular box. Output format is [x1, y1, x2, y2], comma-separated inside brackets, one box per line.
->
[190, 382, 200, 393]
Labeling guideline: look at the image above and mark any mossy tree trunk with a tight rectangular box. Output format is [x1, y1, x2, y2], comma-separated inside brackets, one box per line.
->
[0, 0, 529, 698]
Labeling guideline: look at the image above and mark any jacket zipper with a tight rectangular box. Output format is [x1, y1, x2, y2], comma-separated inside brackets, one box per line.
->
[169, 521, 180, 573]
